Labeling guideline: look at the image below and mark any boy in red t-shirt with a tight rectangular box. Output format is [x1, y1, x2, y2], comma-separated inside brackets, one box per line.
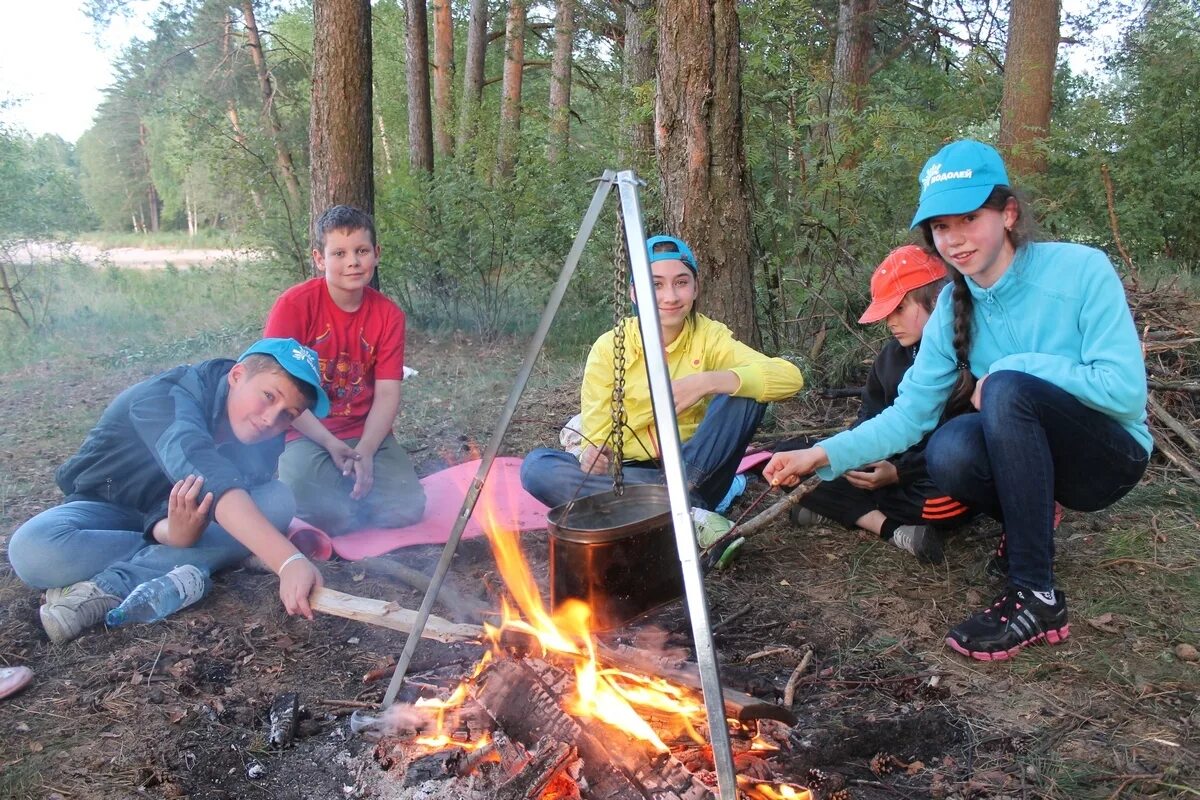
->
[264, 205, 425, 534]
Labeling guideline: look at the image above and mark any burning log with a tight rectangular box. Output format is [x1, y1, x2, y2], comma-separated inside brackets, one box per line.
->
[473, 657, 717, 800]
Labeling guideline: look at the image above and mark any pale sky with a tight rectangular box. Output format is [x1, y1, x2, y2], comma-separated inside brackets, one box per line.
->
[0, 0, 150, 142]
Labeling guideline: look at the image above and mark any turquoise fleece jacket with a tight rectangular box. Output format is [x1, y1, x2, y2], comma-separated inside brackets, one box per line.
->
[819, 242, 1151, 480]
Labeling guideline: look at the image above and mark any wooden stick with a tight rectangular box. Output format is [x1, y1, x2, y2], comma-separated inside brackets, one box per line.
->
[783, 648, 813, 708]
[1101, 162, 1138, 284]
[1148, 393, 1200, 455]
[311, 587, 485, 643]
[1147, 379, 1200, 394]
[734, 475, 822, 539]
[1152, 434, 1200, 487]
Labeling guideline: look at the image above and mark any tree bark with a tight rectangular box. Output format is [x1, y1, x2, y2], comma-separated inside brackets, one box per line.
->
[309, 0, 375, 275]
[456, 0, 489, 151]
[496, 0, 526, 180]
[826, 0, 876, 156]
[998, 0, 1060, 177]
[621, 0, 655, 176]
[432, 0, 455, 159]
[547, 0, 574, 163]
[406, 0, 435, 174]
[656, 0, 760, 345]
[241, 0, 304, 211]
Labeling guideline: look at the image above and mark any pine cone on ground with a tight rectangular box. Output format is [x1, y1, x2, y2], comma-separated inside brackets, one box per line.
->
[869, 751, 894, 776]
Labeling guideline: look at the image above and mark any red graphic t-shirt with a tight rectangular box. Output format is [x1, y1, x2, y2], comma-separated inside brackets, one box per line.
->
[264, 277, 406, 441]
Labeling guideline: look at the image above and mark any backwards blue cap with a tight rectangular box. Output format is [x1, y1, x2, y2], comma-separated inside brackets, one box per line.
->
[646, 235, 698, 274]
[910, 140, 1010, 229]
[238, 338, 330, 418]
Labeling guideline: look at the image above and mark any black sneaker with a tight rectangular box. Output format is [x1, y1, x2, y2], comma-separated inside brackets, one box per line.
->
[890, 524, 944, 564]
[945, 586, 1070, 661]
[986, 503, 1064, 578]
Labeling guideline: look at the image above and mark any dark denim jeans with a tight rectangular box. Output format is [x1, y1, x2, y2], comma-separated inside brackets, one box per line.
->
[9, 481, 295, 598]
[520, 394, 766, 510]
[926, 371, 1148, 593]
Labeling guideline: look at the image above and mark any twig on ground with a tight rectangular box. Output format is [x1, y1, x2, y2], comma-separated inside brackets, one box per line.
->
[712, 602, 755, 633]
[744, 646, 793, 663]
[314, 698, 382, 710]
[783, 648, 813, 707]
[1097, 557, 1198, 573]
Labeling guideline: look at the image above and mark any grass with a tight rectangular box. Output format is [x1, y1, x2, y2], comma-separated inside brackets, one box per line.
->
[0, 258, 294, 373]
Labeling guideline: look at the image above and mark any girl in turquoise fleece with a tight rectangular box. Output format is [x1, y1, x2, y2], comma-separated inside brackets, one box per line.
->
[765, 140, 1150, 662]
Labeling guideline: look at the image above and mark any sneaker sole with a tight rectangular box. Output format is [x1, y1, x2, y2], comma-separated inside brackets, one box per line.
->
[40, 603, 83, 645]
[944, 624, 1071, 661]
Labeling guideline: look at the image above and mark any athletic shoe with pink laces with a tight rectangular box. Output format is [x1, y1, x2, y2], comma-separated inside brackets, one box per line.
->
[946, 586, 1070, 661]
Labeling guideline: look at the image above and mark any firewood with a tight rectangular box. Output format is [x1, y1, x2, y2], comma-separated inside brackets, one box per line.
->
[310, 587, 485, 643]
[359, 557, 491, 622]
[1148, 393, 1200, 455]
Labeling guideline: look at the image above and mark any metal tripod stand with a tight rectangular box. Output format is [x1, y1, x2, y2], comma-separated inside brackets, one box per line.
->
[380, 169, 739, 800]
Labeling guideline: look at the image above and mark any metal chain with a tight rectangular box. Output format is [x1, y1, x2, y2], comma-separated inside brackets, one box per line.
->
[610, 213, 630, 495]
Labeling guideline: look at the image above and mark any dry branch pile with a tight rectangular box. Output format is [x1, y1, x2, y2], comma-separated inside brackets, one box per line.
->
[1132, 280, 1200, 485]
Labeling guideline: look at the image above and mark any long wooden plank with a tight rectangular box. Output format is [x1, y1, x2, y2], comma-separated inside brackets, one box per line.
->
[311, 587, 485, 643]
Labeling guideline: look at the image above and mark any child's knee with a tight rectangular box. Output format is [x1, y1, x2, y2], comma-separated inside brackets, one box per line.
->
[8, 521, 65, 589]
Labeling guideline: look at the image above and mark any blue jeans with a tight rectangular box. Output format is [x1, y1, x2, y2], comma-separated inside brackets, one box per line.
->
[8, 481, 295, 598]
[520, 394, 766, 510]
[925, 371, 1148, 593]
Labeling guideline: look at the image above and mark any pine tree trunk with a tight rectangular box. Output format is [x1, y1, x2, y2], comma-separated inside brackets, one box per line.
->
[456, 0, 488, 151]
[406, 0, 435, 173]
[309, 0, 375, 277]
[998, 0, 1060, 177]
[827, 0, 876, 156]
[496, 0, 526, 180]
[241, 0, 304, 210]
[547, 0, 574, 163]
[432, 0, 455, 159]
[656, 0, 759, 345]
[621, 0, 656, 177]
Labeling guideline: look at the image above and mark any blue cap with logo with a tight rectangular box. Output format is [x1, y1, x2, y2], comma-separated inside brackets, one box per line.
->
[238, 338, 330, 418]
[910, 140, 1010, 229]
[646, 235, 698, 274]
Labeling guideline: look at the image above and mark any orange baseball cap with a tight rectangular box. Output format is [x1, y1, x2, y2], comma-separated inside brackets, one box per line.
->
[858, 246, 948, 324]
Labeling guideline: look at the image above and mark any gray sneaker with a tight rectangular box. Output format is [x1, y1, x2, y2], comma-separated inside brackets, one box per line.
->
[788, 505, 836, 528]
[890, 525, 944, 565]
[40, 582, 120, 645]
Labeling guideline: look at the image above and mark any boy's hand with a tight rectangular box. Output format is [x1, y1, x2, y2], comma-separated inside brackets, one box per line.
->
[162, 475, 214, 547]
[278, 557, 323, 619]
[328, 441, 363, 474]
[763, 447, 828, 487]
[349, 451, 375, 500]
[580, 444, 612, 475]
[845, 460, 899, 490]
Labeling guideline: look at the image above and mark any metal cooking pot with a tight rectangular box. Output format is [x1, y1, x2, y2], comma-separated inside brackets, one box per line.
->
[547, 484, 685, 631]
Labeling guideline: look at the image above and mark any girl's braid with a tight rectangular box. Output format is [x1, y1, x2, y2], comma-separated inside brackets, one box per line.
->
[945, 270, 976, 415]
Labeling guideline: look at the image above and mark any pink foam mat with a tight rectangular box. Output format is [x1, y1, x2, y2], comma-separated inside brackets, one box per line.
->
[317, 457, 549, 561]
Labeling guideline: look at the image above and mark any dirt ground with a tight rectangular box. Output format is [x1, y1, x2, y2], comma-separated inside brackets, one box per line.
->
[2, 333, 1198, 800]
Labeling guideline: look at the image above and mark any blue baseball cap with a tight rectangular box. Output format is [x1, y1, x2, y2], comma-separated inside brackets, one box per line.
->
[910, 140, 1010, 229]
[238, 338, 330, 418]
[646, 235, 698, 274]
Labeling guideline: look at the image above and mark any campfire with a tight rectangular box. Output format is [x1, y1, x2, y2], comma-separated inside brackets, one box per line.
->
[355, 502, 813, 800]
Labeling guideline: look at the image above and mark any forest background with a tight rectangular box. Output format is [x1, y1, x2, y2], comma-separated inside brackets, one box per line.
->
[1, 0, 1198, 380]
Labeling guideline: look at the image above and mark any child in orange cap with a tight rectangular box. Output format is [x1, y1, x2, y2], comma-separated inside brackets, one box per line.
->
[781, 245, 973, 563]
